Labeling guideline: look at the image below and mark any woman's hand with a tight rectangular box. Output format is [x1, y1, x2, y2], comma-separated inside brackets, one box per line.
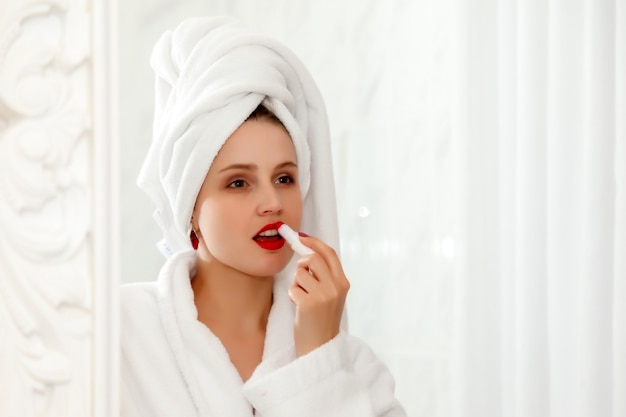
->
[287, 235, 350, 357]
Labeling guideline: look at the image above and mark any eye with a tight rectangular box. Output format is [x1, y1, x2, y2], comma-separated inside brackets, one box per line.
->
[275, 175, 295, 185]
[227, 179, 248, 188]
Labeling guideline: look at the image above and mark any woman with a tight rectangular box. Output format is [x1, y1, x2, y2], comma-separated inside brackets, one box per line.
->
[120, 16, 406, 417]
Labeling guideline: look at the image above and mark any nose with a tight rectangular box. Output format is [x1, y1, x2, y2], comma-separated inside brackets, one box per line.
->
[257, 184, 283, 215]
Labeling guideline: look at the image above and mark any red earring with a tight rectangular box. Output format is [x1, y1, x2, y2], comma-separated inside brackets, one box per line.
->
[190, 230, 199, 250]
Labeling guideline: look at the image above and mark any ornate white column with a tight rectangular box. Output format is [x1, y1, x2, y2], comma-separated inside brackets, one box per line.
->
[0, 0, 118, 416]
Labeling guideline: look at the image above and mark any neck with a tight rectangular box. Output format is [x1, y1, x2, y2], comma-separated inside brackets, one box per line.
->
[191, 258, 274, 334]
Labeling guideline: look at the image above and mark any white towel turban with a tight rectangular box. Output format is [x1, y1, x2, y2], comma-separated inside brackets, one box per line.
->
[138, 16, 339, 260]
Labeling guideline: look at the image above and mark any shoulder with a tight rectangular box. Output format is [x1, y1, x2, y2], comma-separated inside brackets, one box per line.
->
[119, 282, 161, 340]
[120, 282, 158, 314]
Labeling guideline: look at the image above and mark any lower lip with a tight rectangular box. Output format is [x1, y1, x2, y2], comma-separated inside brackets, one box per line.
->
[254, 238, 286, 251]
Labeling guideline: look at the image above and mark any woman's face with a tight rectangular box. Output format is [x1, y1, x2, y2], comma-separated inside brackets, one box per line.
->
[192, 118, 303, 277]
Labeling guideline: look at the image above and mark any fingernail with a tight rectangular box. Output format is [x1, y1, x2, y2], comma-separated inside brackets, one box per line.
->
[298, 232, 309, 237]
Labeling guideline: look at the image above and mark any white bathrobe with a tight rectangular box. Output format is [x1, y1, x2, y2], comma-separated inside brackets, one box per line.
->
[120, 250, 407, 417]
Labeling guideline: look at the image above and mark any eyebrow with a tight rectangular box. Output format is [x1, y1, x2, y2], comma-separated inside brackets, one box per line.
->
[218, 161, 297, 173]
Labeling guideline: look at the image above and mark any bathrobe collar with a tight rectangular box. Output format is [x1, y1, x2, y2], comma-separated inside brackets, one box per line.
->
[155, 250, 297, 416]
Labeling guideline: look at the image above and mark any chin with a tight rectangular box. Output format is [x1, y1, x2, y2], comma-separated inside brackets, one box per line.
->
[247, 255, 293, 278]
[257, 264, 291, 278]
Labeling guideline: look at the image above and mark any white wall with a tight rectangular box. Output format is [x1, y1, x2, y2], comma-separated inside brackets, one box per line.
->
[119, 1, 455, 416]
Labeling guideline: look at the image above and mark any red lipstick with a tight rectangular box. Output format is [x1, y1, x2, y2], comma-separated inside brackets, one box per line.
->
[253, 222, 285, 251]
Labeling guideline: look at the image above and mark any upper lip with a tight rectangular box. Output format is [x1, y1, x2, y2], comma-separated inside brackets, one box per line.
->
[254, 221, 284, 237]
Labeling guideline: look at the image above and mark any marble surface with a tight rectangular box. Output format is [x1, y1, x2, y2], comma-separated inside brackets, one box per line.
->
[119, 1, 454, 415]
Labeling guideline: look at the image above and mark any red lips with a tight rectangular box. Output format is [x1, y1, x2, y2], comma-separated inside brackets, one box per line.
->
[253, 222, 285, 251]
[255, 221, 284, 235]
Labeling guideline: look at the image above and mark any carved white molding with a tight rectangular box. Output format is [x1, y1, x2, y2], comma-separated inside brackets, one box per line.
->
[0, 0, 118, 416]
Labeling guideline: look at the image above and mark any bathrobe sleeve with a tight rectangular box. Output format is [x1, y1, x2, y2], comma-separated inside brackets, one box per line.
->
[242, 332, 407, 417]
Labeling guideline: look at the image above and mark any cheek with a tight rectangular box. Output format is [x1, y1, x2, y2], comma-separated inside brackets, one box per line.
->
[285, 189, 304, 227]
[198, 198, 244, 240]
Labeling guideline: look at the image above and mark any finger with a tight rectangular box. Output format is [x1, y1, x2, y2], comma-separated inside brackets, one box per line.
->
[288, 283, 308, 305]
[297, 236, 346, 278]
[295, 255, 333, 286]
[296, 242, 349, 294]
[293, 266, 320, 293]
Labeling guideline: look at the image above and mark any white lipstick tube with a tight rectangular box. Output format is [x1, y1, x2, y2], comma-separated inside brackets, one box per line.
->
[278, 223, 314, 256]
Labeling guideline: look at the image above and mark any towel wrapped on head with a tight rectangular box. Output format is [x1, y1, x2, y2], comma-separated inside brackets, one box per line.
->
[137, 16, 339, 259]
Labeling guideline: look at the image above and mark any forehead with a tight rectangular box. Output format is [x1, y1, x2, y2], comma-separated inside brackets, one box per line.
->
[210, 119, 296, 168]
